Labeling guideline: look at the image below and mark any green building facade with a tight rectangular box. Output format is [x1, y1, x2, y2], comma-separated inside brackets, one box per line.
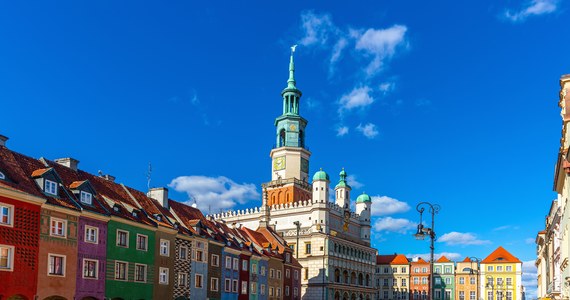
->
[434, 256, 455, 300]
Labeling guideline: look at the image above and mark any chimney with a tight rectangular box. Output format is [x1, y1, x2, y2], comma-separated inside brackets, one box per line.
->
[0, 135, 8, 147]
[148, 187, 169, 209]
[55, 157, 80, 171]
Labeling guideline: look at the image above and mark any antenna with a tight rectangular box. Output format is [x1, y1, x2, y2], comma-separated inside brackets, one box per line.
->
[146, 162, 152, 190]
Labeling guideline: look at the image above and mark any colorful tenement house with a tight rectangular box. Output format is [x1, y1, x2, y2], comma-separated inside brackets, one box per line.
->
[410, 258, 431, 300]
[0, 141, 45, 300]
[455, 257, 480, 300]
[375, 254, 410, 300]
[433, 256, 455, 300]
[480, 247, 523, 300]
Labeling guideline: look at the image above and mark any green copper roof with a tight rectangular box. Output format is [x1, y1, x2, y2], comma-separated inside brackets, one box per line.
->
[356, 192, 372, 203]
[335, 168, 351, 189]
[313, 168, 329, 181]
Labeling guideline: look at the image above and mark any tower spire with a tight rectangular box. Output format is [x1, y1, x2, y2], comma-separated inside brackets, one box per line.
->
[288, 45, 297, 89]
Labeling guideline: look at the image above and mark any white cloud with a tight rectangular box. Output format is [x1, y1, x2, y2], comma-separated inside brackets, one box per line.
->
[371, 196, 411, 216]
[504, 0, 559, 22]
[356, 123, 379, 139]
[339, 86, 375, 113]
[299, 11, 337, 47]
[346, 174, 364, 189]
[337, 126, 349, 136]
[438, 232, 491, 246]
[522, 260, 538, 299]
[493, 225, 520, 231]
[373, 217, 416, 234]
[379, 82, 395, 94]
[525, 237, 535, 244]
[407, 252, 463, 261]
[168, 175, 259, 213]
[354, 25, 408, 76]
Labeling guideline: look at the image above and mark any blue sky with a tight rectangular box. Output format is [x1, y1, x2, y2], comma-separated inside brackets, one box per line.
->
[1, 1, 568, 296]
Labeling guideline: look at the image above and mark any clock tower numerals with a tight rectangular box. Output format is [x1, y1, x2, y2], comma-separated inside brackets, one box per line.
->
[273, 156, 286, 171]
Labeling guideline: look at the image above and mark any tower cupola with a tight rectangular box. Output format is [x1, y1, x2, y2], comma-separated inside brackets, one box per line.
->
[335, 168, 351, 209]
[312, 168, 329, 203]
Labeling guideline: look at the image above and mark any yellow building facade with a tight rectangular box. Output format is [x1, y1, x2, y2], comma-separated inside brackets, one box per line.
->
[480, 247, 522, 300]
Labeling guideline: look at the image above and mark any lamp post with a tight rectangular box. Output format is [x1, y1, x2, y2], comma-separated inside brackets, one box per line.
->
[485, 276, 503, 300]
[414, 202, 440, 300]
[486, 276, 494, 300]
[469, 257, 480, 300]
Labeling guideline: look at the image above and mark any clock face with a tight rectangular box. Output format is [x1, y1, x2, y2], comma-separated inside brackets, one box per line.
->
[301, 158, 309, 173]
[273, 156, 286, 171]
[289, 124, 297, 131]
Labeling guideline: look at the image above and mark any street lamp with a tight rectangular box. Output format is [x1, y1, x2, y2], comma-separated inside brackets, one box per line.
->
[469, 257, 480, 300]
[486, 275, 503, 300]
[414, 202, 440, 300]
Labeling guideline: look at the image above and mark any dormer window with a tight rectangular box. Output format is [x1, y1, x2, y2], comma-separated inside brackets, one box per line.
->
[132, 211, 138, 217]
[45, 180, 58, 195]
[80, 191, 92, 205]
[0, 171, 5, 180]
[113, 205, 120, 212]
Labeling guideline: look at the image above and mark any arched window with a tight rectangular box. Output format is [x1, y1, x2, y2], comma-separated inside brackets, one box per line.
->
[335, 269, 340, 283]
[343, 270, 349, 284]
[279, 129, 286, 147]
[366, 274, 371, 286]
[351, 271, 356, 284]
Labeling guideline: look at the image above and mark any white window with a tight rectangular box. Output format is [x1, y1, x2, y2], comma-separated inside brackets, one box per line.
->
[159, 267, 169, 284]
[294, 287, 298, 296]
[470, 291, 476, 300]
[115, 261, 127, 280]
[506, 291, 512, 300]
[252, 263, 258, 274]
[212, 254, 219, 267]
[251, 282, 257, 294]
[277, 288, 281, 297]
[241, 281, 247, 294]
[506, 266, 512, 272]
[85, 226, 98, 243]
[261, 265, 266, 276]
[294, 270, 298, 280]
[232, 279, 238, 293]
[211, 277, 219, 291]
[48, 254, 66, 276]
[470, 277, 476, 284]
[136, 234, 147, 251]
[160, 239, 170, 256]
[401, 267, 407, 273]
[270, 287, 274, 296]
[422, 267, 427, 273]
[195, 273, 203, 288]
[0, 203, 14, 227]
[435, 291, 442, 299]
[422, 277, 427, 284]
[83, 259, 98, 279]
[286, 269, 290, 278]
[277, 270, 282, 279]
[50, 218, 66, 237]
[194, 249, 204, 261]
[178, 272, 188, 286]
[445, 277, 451, 284]
[225, 256, 232, 268]
[285, 286, 290, 296]
[80, 191, 93, 205]
[497, 266, 503, 272]
[0, 245, 15, 271]
[179, 246, 188, 259]
[225, 278, 231, 292]
[506, 278, 512, 285]
[242, 260, 248, 271]
[233, 258, 239, 270]
[459, 277, 465, 284]
[435, 267, 441, 274]
[116, 230, 128, 247]
[261, 284, 266, 295]
[435, 278, 441, 285]
[487, 266, 493, 272]
[135, 264, 147, 282]
[402, 278, 407, 286]
[45, 180, 58, 195]
[270, 268, 275, 278]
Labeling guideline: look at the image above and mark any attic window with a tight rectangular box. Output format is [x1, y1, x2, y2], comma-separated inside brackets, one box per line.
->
[80, 191, 92, 205]
[45, 180, 58, 196]
[113, 206, 120, 212]
[0, 172, 5, 180]
[132, 211, 138, 217]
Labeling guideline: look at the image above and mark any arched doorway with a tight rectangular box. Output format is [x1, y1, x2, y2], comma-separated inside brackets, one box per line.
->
[7, 295, 28, 300]
[342, 292, 349, 300]
[334, 291, 340, 300]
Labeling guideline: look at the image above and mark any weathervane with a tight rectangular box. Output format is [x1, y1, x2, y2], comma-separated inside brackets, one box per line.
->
[291, 44, 297, 54]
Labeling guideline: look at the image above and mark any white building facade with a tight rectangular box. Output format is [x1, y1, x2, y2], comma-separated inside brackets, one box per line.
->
[211, 50, 377, 300]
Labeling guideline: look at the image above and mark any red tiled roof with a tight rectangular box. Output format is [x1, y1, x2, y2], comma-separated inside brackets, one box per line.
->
[482, 246, 522, 264]
[392, 254, 409, 264]
[31, 168, 51, 177]
[412, 258, 429, 264]
[436, 256, 451, 263]
[462, 257, 471, 262]
[69, 180, 87, 189]
[377, 255, 397, 264]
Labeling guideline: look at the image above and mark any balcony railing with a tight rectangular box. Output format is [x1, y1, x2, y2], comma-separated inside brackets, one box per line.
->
[262, 177, 312, 190]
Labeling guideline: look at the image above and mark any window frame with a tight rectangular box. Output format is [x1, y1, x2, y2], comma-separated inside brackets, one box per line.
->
[179, 245, 188, 260]
[135, 263, 147, 283]
[0, 203, 14, 227]
[0, 171, 5, 180]
[136, 234, 148, 251]
[82, 258, 98, 279]
[50, 217, 67, 238]
[114, 261, 128, 281]
[159, 239, 170, 257]
[241, 281, 248, 294]
[232, 279, 238, 293]
[0, 244, 15, 271]
[211, 254, 220, 267]
[159, 267, 169, 285]
[194, 273, 203, 288]
[211, 277, 219, 292]
[84, 225, 98, 244]
[45, 179, 58, 195]
[80, 191, 93, 205]
[242, 259, 248, 271]
[48, 253, 66, 277]
[178, 272, 188, 286]
[233, 258, 239, 270]
[116, 229, 129, 247]
[225, 278, 231, 292]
